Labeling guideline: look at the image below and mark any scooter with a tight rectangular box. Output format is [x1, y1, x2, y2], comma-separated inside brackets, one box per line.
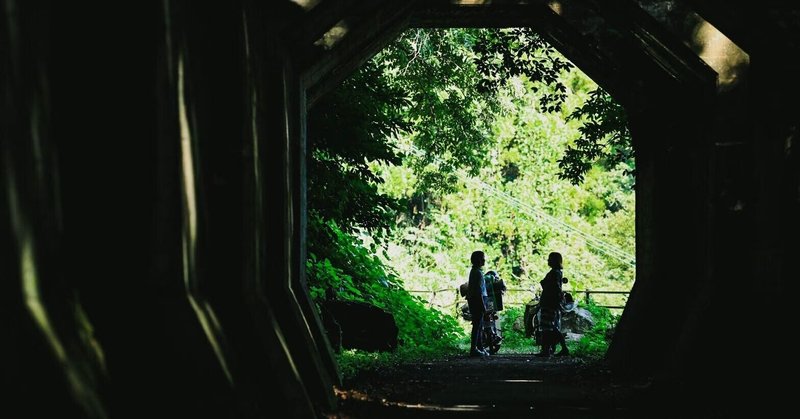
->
[460, 304, 503, 354]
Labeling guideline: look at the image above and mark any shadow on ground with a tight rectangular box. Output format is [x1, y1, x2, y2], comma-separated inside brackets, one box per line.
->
[329, 353, 733, 418]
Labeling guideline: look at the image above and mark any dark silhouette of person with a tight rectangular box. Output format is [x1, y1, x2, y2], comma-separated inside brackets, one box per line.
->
[467, 250, 488, 357]
[535, 252, 569, 357]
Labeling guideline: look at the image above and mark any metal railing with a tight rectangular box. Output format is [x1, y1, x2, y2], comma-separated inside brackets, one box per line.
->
[408, 287, 630, 310]
[575, 290, 630, 309]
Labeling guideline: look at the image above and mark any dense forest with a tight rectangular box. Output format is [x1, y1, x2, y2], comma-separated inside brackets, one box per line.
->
[305, 28, 634, 365]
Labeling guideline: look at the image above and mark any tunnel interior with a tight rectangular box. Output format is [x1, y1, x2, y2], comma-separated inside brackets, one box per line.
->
[2, 1, 798, 418]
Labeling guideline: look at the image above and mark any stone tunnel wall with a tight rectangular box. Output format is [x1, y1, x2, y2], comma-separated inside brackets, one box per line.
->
[3, 1, 798, 417]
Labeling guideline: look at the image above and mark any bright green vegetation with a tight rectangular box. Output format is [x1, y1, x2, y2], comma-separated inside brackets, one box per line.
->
[495, 301, 620, 358]
[336, 302, 617, 381]
[498, 306, 530, 351]
[377, 69, 634, 307]
[307, 218, 464, 358]
[306, 28, 633, 378]
[336, 345, 457, 383]
[570, 300, 619, 359]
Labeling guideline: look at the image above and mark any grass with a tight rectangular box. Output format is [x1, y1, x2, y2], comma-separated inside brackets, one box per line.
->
[335, 302, 617, 381]
[336, 345, 462, 382]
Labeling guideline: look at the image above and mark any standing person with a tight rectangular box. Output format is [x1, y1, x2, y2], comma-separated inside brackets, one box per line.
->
[468, 251, 489, 357]
[535, 252, 569, 357]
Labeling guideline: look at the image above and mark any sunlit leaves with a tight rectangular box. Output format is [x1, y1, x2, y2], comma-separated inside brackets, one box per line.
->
[307, 29, 634, 360]
[559, 89, 633, 185]
[380, 28, 573, 194]
[382, 69, 635, 306]
[306, 218, 465, 350]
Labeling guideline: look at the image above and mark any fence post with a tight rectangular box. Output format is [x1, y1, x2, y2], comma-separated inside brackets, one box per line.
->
[585, 290, 591, 304]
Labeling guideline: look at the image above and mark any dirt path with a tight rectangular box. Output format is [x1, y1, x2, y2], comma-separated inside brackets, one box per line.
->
[331, 353, 649, 418]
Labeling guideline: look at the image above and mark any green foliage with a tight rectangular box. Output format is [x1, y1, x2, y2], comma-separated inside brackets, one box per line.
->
[306, 217, 465, 357]
[571, 300, 619, 359]
[559, 89, 633, 185]
[308, 29, 635, 374]
[579, 195, 606, 221]
[386, 29, 490, 191]
[308, 58, 407, 240]
[473, 28, 573, 112]
[336, 344, 462, 382]
[389, 28, 572, 193]
[311, 28, 574, 223]
[307, 28, 581, 366]
[381, 68, 635, 301]
[336, 350, 388, 383]
[498, 306, 530, 350]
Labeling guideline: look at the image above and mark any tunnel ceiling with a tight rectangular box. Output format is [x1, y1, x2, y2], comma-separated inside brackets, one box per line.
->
[285, 0, 719, 114]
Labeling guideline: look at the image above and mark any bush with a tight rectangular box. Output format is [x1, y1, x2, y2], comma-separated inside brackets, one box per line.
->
[571, 299, 618, 358]
[308, 218, 465, 369]
[337, 343, 464, 382]
[498, 306, 531, 351]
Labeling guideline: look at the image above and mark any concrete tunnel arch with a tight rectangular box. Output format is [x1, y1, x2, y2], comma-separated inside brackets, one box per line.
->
[2, 1, 797, 418]
[285, 0, 719, 411]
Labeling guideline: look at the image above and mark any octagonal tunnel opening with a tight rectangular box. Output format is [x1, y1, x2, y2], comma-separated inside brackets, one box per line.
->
[290, 3, 749, 413]
[3, 0, 796, 416]
[305, 25, 637, 385]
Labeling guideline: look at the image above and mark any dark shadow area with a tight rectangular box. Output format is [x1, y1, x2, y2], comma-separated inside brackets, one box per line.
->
[335, 354, 716, 418]
[3, 1, 797, 418]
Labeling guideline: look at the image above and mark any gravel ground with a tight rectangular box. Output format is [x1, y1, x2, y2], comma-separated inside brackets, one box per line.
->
[329, 353, 652, 418]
